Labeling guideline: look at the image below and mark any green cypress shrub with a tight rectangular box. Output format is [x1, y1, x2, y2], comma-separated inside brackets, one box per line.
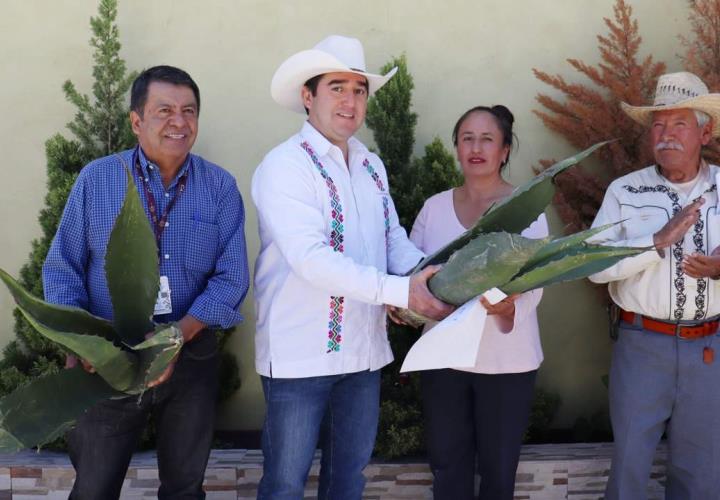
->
[1, 0, 137, 396]
[366, 55, 461, 458]
[0, 0, 240, 448]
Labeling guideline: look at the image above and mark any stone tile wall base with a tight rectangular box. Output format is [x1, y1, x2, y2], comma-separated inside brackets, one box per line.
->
[0, 443, 668, 499]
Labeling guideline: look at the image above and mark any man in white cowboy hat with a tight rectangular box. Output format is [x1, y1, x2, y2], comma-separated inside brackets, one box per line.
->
[589, 71, 720, 499]
[251, 35, 453, 498]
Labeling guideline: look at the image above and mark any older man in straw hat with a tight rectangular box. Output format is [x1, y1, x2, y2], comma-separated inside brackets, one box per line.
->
[590, 71, 720, 499]
[251, 35, 453, 498]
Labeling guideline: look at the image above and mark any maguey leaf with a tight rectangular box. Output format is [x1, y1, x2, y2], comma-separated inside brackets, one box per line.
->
[0, 367, 121, 452]
[126, 323, 183, 394]
[15, 308, 137, 392]
[413, 140, 613, 272]
[105, 167, 159, 345]
[501, 244, 647, 295]
[428, 232, 547, 305]
[0, 268, 116, 341]
[517, 222, 619, 273]
[395, 222, 645, 327]
[477, 140, 614, 233]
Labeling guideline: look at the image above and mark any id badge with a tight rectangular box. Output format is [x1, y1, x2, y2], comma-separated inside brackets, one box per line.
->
[154, 276, 172, 315]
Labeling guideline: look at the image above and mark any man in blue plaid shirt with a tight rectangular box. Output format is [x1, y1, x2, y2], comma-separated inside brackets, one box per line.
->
[42, 65, 249, 499]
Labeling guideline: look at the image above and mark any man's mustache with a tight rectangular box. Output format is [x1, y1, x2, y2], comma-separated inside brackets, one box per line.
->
[655, 141, 685, 151]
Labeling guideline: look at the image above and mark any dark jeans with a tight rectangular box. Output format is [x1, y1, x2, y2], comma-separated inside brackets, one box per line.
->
[421, 369, 537, 500]
[68, 332, 220, 500]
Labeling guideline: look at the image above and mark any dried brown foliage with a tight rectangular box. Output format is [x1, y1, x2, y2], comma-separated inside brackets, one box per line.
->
[681, 0, 720, 163]
[533, 0, 665, 232]
[682, 0, 720, 90]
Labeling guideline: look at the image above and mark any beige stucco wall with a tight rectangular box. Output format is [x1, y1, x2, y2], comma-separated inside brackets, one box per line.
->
[0, 0, 693, 431]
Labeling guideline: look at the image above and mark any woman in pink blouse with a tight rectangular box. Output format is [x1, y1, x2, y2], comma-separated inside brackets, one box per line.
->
[409, 105, 548, 500]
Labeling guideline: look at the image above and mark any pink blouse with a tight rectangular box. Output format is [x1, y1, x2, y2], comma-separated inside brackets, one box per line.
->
[410, 188, 548, 374]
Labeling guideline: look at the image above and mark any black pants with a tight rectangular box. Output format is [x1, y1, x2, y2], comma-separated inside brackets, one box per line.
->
[421, 369, 537, 500]
[68, 332, 220, 500]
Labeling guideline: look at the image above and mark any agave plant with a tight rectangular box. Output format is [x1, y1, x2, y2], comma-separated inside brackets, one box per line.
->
[398, 140, 648, 326]
[0, 169, 183, 452]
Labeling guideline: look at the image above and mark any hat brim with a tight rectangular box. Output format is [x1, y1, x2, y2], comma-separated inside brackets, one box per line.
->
[621, 95, 720, 136]
[271, 48, 397, 113]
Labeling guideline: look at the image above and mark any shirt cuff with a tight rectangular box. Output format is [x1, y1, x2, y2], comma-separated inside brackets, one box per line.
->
[632, 234, 664, 261]
[188, 295, 244, 330]
[380, 275, 411, 309]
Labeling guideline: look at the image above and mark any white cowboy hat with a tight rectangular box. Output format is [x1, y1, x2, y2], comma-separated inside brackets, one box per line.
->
[271, 35, 398, 114]
[621, 71, 720, 136]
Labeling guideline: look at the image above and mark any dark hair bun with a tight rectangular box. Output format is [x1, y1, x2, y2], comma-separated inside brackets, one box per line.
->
[491, 104, 514, 126]
[451, 104, 517, 153]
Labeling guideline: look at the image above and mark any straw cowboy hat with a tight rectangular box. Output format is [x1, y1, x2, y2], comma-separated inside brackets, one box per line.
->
[621, 71, 720, 136]
[271, 35, 397, 114]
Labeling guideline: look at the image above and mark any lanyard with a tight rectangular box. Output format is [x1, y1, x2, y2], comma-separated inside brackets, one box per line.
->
[133, 148, 189, 259]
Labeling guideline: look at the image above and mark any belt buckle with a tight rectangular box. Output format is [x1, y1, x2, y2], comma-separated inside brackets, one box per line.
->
[676, 319, 716, 340]
[675, 320, 697, 340]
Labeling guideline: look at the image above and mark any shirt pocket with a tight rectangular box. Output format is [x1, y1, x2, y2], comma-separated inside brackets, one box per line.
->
[185, 220, 219, 276]
[619, 204, 669, 240]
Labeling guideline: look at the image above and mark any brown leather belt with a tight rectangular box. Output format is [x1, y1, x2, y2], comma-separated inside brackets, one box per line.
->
[620, 310, 720, 340]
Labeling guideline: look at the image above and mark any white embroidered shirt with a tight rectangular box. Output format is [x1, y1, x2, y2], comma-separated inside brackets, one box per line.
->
[251, 121, 424, 378]
[589, 163, 720, 321]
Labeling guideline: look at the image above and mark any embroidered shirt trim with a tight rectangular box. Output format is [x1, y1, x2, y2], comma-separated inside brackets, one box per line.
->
[622, 183, 717, 319]
[300, 141, 393, 353]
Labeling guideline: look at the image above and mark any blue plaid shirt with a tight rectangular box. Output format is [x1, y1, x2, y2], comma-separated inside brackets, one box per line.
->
[43, 147, 249, 330]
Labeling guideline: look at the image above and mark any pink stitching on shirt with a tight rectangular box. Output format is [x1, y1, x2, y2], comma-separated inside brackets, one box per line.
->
[301, 141, 345, 353]
[300, 142, 391, 354]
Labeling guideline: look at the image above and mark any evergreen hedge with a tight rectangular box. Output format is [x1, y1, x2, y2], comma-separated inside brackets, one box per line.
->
[0, 0, 239, 448]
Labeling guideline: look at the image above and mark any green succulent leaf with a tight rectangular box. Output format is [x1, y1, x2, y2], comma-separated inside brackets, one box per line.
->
[127, 323, 183, 394]
[105, 167, 159, 345]
[477, 140, 613, 234]
[398, 224, 644, 326]
[0, 430, 23, 452]
[15, 307, 137, 392]
[501, 244, 648, 295]
[0, 268, 116, 342]
[428, 232, 547, 305]
[130, 323, 183, 351]
[413, 140, 613, 271]
[0, 367, 121, 452]
[518, 222, 619, 273]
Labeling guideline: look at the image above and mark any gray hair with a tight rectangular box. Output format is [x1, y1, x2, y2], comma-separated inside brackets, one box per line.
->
[651, 109, 711, 128]
[694, 109, 711, 128]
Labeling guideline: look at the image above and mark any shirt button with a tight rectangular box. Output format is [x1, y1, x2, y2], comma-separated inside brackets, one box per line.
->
[144, 177, 149, 182]
[164, 254, 170, 260]
[165, 222, 170, 227]
[165, 193, 170, 198]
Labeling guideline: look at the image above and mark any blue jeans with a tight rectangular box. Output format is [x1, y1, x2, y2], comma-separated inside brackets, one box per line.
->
[68, 332, 219, 500]
[257, 369, 381, 500]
